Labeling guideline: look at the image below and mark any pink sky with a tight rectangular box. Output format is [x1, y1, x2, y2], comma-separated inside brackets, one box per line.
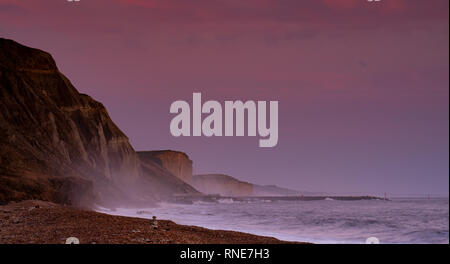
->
[1, 0, 448, 195]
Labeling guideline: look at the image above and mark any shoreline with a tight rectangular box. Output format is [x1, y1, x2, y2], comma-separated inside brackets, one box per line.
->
[167, 195, 387, 204]
[0, 200, 306, 244]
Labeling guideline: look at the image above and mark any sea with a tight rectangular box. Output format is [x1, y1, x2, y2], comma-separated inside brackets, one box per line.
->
[97, 197, 449, 244]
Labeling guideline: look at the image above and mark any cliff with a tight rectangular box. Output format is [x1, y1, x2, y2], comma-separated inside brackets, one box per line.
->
[191, 173, 304, 197]
[138, 151, 198, 196]
[192, 174, 253, 197]
[252, 184, 301, 196]
[138, 150, 193, 184]
[0, 38, 197, 206]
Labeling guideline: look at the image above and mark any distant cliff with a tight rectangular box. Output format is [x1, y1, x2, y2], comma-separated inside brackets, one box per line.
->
[191, 173, 305, 197]
[252, 184, 301, 196]
[0, 38, 197, 206]
[138, 151, 198, 195]
[192, 174, 253, 196]
[138, 151, 193, 184]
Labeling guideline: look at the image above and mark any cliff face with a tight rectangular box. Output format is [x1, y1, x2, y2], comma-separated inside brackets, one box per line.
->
[138, 152, 198, 197]
[0, 38, 196, 206]
[138, 151, 193, 184]
[191, 173, 303, 197]
[192, 174, 253, 197]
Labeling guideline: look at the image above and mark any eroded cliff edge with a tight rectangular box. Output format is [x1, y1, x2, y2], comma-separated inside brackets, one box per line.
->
[137, 150, 193, 184]
[0, 38, 197, 206]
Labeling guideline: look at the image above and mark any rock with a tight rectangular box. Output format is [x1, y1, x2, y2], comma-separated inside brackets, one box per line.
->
[0, 38, 135, 206]
[0, 38, 199, 207]
[151, 216, 158, 229]
[10, 217, 21, 224]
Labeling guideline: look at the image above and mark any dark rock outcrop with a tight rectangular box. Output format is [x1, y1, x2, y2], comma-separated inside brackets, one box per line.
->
[0, 38, 197, 206]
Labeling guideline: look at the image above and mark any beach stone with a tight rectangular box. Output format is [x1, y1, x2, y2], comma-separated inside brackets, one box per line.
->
[151, 216, 158, 229]
[11, 217, 21, 224]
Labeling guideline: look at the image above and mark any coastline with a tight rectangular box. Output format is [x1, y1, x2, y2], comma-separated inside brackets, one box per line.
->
[0, 200, 305, 244]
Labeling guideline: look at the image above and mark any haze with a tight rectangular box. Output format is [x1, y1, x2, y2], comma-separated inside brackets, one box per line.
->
[1, 0, 448, 196]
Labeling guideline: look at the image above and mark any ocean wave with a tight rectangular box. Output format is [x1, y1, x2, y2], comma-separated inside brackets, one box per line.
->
[99, 198, 449, 244]
[217, 198, 235, 204]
